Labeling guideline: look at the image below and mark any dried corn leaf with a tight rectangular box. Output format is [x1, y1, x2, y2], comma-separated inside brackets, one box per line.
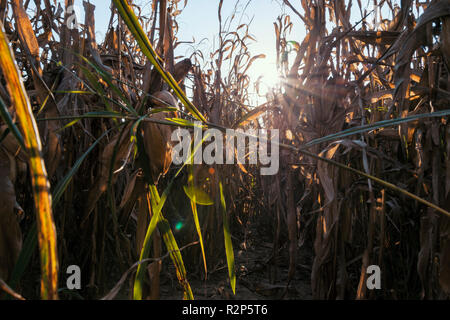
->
[143, 91, 178, 184]
[0, 151, 22, 281]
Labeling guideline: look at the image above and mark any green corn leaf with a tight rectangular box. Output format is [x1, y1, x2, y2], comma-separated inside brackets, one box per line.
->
[157, 215, 194, 300]
[53, 90, 95, 95]
[149, 107, 179, 114]
[220, 182, 236, 295]
[133, 127, 193, 300]
[185, 164, 209, 277]
[132, 127, 213, 299]
[300, 109, 450, 150]
[183, 185, 214, 206]
[76, 53, 137, 116]
[133, 184, 193, 300]
[132, 188, 162, 300]
[57, 119, 81, 132]
[149, 185, 193, 300]
[79, 65, 112, 111]
[0, 96, 25, 150]
[165, 117, 203, 128]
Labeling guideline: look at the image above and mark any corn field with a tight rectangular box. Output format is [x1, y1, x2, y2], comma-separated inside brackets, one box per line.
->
[0, 0, 449, 300]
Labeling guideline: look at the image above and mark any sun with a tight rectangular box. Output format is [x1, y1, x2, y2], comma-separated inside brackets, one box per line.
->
[250, 56, 282, 97]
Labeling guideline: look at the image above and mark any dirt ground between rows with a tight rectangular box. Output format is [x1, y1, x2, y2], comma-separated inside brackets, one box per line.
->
[157, 226, 313, 300]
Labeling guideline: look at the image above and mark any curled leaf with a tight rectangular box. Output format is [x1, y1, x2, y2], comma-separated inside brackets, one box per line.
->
[183, 185, 214, 206]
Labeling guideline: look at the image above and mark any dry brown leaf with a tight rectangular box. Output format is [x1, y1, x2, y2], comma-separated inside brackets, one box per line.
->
[119, 170, 146, 226]
[173, 58, 192, 84]
[439, 226, 450, 295]
[119, 170, 139, 209]
[441, 16, 450, 69]
[0, 151, 22, 281]
[0, 125, 27, 162]
[317, 144, 340, 203]
[391, 1, 450, 114]
[418, 211, 433, 299]
[11, 0, 61, 177]
[143, 90, 178, 184]
[84, 122, 134, 220]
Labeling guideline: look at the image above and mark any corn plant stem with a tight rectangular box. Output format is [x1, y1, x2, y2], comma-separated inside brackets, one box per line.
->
[8, 124, 123, 294]
[0, 22, 58, 299]
[70, 0, 450, 222]
[41, 0, 450, 224]
[219, 182, 236, 294]
[37, 109, 450, 218]
[133, 132, 211, 300]
[64, 1, 450, 223]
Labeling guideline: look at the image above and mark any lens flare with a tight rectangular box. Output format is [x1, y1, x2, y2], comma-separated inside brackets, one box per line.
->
[174, 221, 184, 231]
